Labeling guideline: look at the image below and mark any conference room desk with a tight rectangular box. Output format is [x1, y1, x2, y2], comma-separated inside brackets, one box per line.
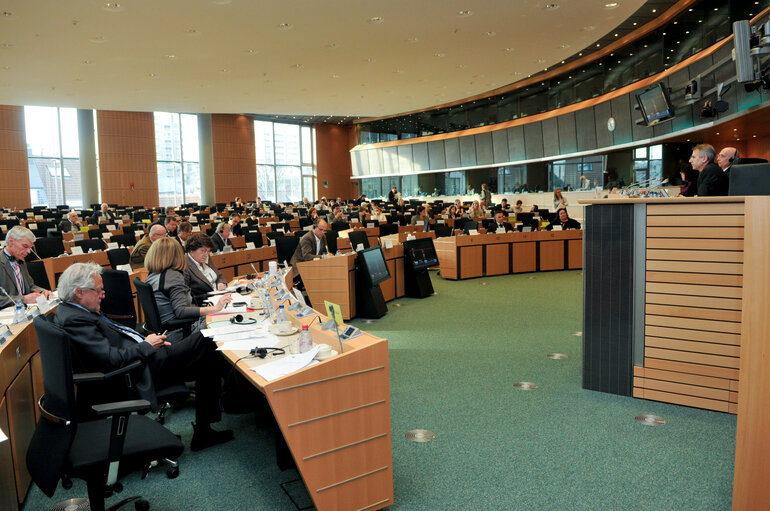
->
[209, 246, 278, 281]
[433, 230, 582, 280]
[337, 227, 381, 249]
[42, 251, 110, 289]
[217, 296, 393, 511]
[579, 196, 770, 510]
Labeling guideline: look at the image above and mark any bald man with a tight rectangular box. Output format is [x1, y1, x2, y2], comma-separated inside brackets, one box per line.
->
[129, 224, 168, 269]
[716, 147, 739, 175]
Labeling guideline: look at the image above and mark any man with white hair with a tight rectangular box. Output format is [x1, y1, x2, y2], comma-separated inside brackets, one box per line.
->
[0, 226, 55, 309]
[59, 211, 84, 233]
[129, 224, 167, 269]
[90, 202, 116, 223]
[690, 143, 728, 196]
[54, 262, 233, 451]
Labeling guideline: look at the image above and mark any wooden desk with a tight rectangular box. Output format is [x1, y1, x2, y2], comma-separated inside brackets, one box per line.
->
[578, 196, 770, 511]
[42, 251, 110, 290]
[217, 297, 393, 511]
[210, 246, 277, 281]
[433, 230, 582, 280]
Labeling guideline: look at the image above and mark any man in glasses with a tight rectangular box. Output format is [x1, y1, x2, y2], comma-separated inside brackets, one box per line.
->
[0, 226, 55, 309]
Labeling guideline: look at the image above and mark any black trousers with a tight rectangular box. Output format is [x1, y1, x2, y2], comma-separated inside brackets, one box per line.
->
[148, 332, 224, 426]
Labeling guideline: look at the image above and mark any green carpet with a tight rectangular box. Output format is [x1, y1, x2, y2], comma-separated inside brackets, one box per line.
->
[22, 270, 736, 510]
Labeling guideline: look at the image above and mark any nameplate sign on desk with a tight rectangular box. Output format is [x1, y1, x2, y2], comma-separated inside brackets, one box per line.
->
[367, 222, 375, 228]
[103, 232, 112, 238]
[107, 242, 119, 250]
[437, 219, 445, 224]
[552, 225, 563, 231]
[107, 224, 116, 230]
[496, 227, 506, 234]
[382, 239, 393, 249]
[34, 214, 43, 220]
[269, 240, 276, 247]
[71, 246, 84, 255]
[351, 218, 359, 223]
[246, 242, 256, 250]
[406, 234, 416, 241]
[116, 264, 132, 273]
[468, 229, 479, 235]
[27, 223, 37, 230]
[192, 226, 200, 232]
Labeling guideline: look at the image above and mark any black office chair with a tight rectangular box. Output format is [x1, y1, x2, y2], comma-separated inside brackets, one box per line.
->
[293, 230, 306, 237]
[88, 228, 103, 239]
[27, 260, 51, 290]
[106, 248, 131, 269]
[244, 231, 263, 248]
[325, 230, 339, 254]
[432, 224, 453, 238]
[463, 221, 479, 234]
[331, 221, 350, 232]
[35, 237, 66, 258]
[270, 222, 290, 232]
[75, 238, 106, 252]
[27, 316, 184, 511]
[101, 269, 138, 329]
[265, 231, 284, 241]
[110, 233, 137, 248]
[275, 236, 301, 266]
[298, 217, 312, 228]
[348, 230, 370, 250]
[133, 277, 196, 338]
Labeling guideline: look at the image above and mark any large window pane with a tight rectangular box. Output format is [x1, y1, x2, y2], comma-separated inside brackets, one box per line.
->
[257, 165, 276, 201]
[154, 112, 181, 161]
[273, 123, 300, 165]
[24, 106, 60, 157]
[184, 163, 201, 204]
[154, 112, 199, 205]
[28, 158, 62, 206]
[157, 162, 183, 207]
[302, 176, 315, 202]
[254, 121, 274, 164]
[180, 114, 199, 162]
[62, 158, 82, 207]
[60, 108, 80, 158]
[301, 126, 312, 164]
[276, 166, 301, 202]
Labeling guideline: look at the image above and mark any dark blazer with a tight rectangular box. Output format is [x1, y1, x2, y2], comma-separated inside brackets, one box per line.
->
[560, 218, 581, 230]
[0, 251, 45, 309]
[697, 162, 729, 196]
[489, 221, 514, 233]
[210, 232, 230, 252]
[90, 210, 116, 224]
[230, 223, 244, 237]
[53, 301, 157, 406]
[290, 230, 327, 267]
[184, 254, 227, 303]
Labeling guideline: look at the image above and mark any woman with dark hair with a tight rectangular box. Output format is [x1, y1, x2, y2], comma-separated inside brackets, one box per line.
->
[677, 166, 699, 197]
[145, 237, 231, 342]
[184, 233, 228, 305]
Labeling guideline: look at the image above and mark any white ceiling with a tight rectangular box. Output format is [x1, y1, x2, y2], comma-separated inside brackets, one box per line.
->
[0, 0, 645, 118]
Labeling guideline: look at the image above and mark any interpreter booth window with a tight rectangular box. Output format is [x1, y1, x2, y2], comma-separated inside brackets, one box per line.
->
[548, 155, 605, 191]
[497, 166, 527, 194]
[24, 106, 83, 208]
[634, 145, 663, 186]
[255, 120, 316, 203]
[153, 112, 201, 207]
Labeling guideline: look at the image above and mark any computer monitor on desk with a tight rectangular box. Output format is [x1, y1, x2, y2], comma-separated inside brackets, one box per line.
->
[402, 237, 438, 298]
[355, 246, 390, 318]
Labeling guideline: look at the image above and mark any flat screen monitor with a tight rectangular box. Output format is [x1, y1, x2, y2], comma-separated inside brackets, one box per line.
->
[358, 246, 390, 286]
[403, 238, 439, 271]
[348, 230, 370, 250]
[636, 82, 675, 126]
[516, 212, 535, 223]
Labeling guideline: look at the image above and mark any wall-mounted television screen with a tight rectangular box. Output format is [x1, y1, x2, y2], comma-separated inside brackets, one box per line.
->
[636, 82, 675, 126]
[403, 238, 439, 271]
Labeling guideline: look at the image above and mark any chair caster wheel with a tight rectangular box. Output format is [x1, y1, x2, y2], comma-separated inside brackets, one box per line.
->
[166, 466, 179, 479]
[61, 476, 73, 490]
[113, 481, 123, 493]
[134, 498, 150, 511]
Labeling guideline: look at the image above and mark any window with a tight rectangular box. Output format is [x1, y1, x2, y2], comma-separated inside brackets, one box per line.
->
[254, 121, 316, 203]
[154, 112, 201, 207]
[24, 106, 83, 207]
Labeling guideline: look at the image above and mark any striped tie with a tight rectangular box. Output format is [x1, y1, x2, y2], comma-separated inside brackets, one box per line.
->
[12, 261, 24, 294]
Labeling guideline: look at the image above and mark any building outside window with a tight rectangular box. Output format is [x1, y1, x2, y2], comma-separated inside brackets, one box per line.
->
[154, 112, 201, 207]
[24, 106, 83, 207]
[255, 120, 316, 202]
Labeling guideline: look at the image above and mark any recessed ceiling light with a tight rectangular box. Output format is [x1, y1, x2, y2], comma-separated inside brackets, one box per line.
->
[484, 31, 496, 37]
[2, 11, 14, 18]
[537, 58, 546, 63]
[393, 69, 405, 74]
[434, 52, 445, 57]
[633, 22, 637, 26]
[560, 43, 570, 49]
[244, 48, 258, 54]
[1, 42, 14, 49]
[89, 35, 107, 43]
[543, 4, 559, 11]
[604, 2, 619, 8]
[651, 8, 656, 12]
[582, 25, 595, 31]
[164, 54, 176, 60]
[147, 73, 157, 78]
[364, 57, 375, 63]
[291, 64, 303, 69]
[103, 2, 123, 11]
[367, 16, 384, 24]
[456, 64, 467, 69]
[185, 28, 200, 36]
[81, 60, 92, 65]
[212, 0, 232, 4]
[278, 23, 292, 30]
[457, 10, 473, 17]
[405, 37, 419, 43]
[504, 47, 514, 52]
[220, 68, 230, 73]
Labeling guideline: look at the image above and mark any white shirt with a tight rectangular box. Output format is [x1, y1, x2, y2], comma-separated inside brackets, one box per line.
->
[187, 254, 218, 288]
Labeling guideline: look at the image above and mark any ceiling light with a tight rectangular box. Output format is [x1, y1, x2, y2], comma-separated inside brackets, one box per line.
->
[560, 44, 570, 49]
[81, 59, 92, 65]
[543, 4, 559, 11]
[365, 57, 375, 63]
[537, 58, 546, 63]
[456, 64, 467, 69]
[651, 8, 656, 12]
[633, 22, 637, 26]
[582, 25, 595, 31]
[0, 43, 12, 49]
[103, 2, 123, 11]
[147, 73, 157, 78]
[278, 23, 292, 30]
[484, 31, 496, 37]
[367, 16, 384, 24]
[434, 52, 445, 57]
[330, 74, 340, 78]
[89, 36, 107, 43]
[164, 54, 176, 59]
[457, 10, 473, 17]
[185, 28, 200, 36]
[405, 37, 419, 43]
[327, 42, 340, 49]
[604, 2, 619, 8]
[393, 69, 405, 74]
[244, 48, 258, 54]
[504, 47, 514, 52]
[2, 11, 14, 18]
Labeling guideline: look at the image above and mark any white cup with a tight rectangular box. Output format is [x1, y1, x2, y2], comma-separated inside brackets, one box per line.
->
[316, 344, 332, 358]
[268, 261, 278, 275]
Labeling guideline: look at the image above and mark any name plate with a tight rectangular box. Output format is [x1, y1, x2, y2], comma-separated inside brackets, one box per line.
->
[246, 242, 256, 250]
[106, 242, 119, 250]
[71, 246, 84, 255]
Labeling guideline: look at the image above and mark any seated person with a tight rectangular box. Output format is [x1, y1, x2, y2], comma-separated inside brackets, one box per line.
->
[0, 226, 55, 309]
[145, 238, 231, 342]
[468, 201, 484, 219]
[307, 207, 319, 221]
[163, 214, 179, 238]
[245, 210, 260, 226]
[370, 206, 387, 223]
[59, 211, 84, 233]
[677, 166, 699, 197]
[184, 233, 227, 304]
[54, 261, 233, 451]
[130, 224, 167, 270]
[500, 198, 510, 211]
[410, 206, 430, 231]
[229, 214, 244, 237]
[291, 219, 329, 266]
[513, 200, 524, 214]
[90, 203, 116, 223]
[489, 212, 514, 233]
[210, 222, 232, 252]
[446, 205, 462, 219]
[176, 221, 193, 248]
[330, 211, 348, 230]
[556, 209, 581, 230]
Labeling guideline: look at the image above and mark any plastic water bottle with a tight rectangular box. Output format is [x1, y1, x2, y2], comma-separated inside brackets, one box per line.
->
[276, 304, 287, 323]
[299, 325, 313, 353]
[335, 250, 342, 256]
[263, 288, 273, 318]
[13, 300, 26, 324]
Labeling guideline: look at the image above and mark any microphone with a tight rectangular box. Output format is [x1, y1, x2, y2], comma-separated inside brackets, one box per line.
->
[30, 247, 43, 261]
[0, 285, 16, 304]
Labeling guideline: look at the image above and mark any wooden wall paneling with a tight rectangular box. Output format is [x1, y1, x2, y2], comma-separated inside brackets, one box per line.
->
[316, 124, 356, 199]
[97, 110, 158, 207]
[0, 106, 31, 209]
[645, 293, 741, 310]
[211, 114, 257, 203]
[645, 272, 742, 287]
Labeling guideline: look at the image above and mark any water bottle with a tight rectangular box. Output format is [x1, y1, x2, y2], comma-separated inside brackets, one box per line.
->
[13, 300, 26, 324]
[263, 288, 273, 318]
[299, 325, 313, 353]
[276, 304, 287, 323]
[335, 250, 342, 256]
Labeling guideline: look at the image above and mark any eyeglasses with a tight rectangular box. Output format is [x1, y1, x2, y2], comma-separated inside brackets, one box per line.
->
[82, 286, 105, 295]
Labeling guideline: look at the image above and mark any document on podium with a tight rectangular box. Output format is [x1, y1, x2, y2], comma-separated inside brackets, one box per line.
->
[251, 345, 320, 381]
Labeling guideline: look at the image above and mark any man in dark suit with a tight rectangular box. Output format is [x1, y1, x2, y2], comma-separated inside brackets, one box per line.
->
[90, 203, 116, 224]
[210, 222, 232, 252]
[290, 219, 328, 267]
[489, 212, 513, 233]
[690, 144, 728, 196]
[53, 261, 233, 451]
[387, 186, 398, 203]
[0, 226, 55, 309]
[716, 146, 740, 176]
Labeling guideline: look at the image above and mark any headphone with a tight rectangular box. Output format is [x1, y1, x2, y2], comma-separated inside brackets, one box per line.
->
[729, 150, 740, 163]
[230, 314, 257, 325]
[249, 347, 285, 359]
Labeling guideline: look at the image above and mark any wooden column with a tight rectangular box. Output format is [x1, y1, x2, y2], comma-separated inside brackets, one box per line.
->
[0, 106, 31, 209]
[211, 114, 257, 204]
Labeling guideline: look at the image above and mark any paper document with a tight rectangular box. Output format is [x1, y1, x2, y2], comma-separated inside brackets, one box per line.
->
[251, 345, 320, 381]
[207, 292, 249, 313]
[0, 427, 7, 443]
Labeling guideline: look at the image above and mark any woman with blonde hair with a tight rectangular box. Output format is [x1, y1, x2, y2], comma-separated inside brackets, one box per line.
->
[553, 188, 568, 211]
[145, 238, 231, 342]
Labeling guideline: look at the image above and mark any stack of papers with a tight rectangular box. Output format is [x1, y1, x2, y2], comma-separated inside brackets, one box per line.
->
[201, 322, 281, 351]
[251, 345, 320, 381]
[207, 292, 250, 313]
